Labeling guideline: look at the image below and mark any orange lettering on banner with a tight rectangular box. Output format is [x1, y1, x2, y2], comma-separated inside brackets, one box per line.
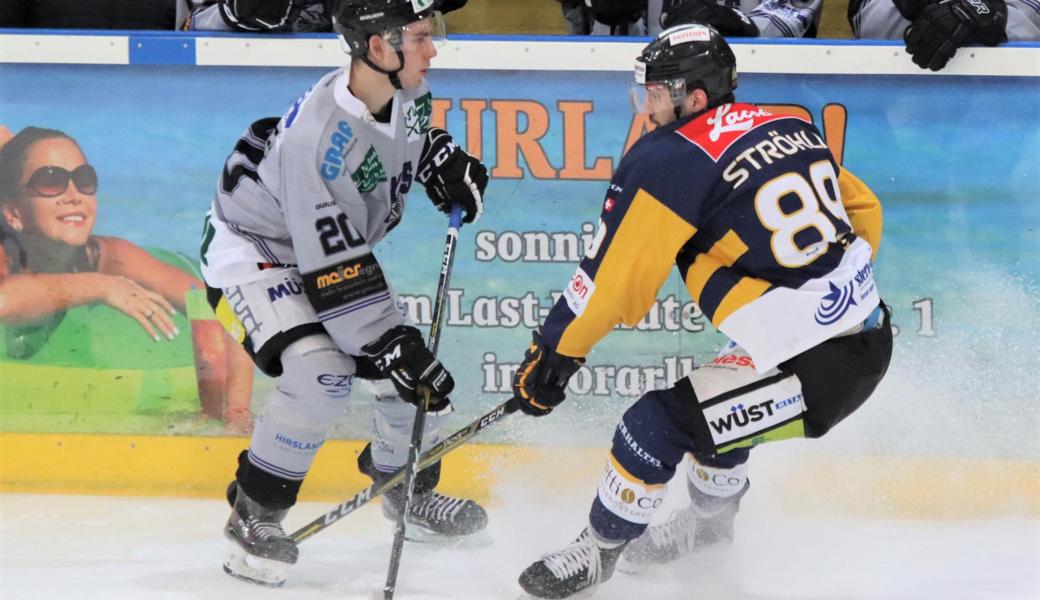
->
[821, 103, 847, 165]
[622, 114, 656, 157]
[431, 99, 451, 130]
[760, 104, 846, 166]
[460, 99, 488, 160]
[490, 100, 557, 179]
[558, 101, 613, 180]
[760, 103, 812, 123]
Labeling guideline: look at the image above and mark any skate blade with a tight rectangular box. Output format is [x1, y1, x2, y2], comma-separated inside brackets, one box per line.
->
[515, 585, 600, 600]
[223, 541, 290, 587]
[401, 522, 493, 548]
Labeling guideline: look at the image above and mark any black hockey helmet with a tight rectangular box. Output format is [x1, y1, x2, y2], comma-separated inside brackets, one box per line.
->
[332, 0, 445, 58]
[332, 0, 446, 89]
[633, 23, 737, 110]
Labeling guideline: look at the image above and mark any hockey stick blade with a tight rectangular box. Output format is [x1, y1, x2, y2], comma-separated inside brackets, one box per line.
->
[290, 399, 516, 544]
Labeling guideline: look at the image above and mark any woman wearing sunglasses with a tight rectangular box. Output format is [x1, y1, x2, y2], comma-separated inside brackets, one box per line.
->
[0, 126, 253, 422]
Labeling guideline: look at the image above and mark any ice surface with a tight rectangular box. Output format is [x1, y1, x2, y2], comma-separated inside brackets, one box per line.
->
[2, 483, 1037, 600]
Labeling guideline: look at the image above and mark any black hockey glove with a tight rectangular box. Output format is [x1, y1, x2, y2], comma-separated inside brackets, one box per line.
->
[417, 128, 488, 224]
[892, 0, 931, 21]
[904, 0, 1007, 71]
[510, 330, 585, 417]
[218, 0, 293, 31]
[590, 0, 647, 26]
[660, 0, 760, 37]
[362, 325, 454, 411]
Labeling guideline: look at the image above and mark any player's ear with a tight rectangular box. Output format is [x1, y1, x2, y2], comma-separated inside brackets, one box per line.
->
[367, 32, 387, 61]
[688, 88, 709, 114]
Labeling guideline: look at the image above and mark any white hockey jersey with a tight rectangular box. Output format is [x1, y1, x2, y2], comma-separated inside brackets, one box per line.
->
[201, 67, 434, 354]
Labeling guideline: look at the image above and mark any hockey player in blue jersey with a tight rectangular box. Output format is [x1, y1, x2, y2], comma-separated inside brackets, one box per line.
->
[511, 24, 893, 599]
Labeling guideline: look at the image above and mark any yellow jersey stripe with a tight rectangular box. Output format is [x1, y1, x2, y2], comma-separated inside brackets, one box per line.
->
[556, 189, 696, 357]
[608, 452, 667, 490]
[682, 229, 748, 303]
[711, 275, 772, 327]
[838, 168, 883, 259]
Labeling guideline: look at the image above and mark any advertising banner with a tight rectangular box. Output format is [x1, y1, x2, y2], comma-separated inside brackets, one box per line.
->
[1, 37, 1037, 460]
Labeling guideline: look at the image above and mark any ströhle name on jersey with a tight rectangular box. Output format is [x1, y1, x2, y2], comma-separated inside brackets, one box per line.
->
[677, 103, 809, 162]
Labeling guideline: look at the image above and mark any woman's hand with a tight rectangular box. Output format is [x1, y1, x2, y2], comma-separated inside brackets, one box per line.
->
[102, 275, 179, 341]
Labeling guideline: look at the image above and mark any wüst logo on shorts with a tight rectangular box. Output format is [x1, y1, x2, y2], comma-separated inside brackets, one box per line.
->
[814, 280, 857, 325]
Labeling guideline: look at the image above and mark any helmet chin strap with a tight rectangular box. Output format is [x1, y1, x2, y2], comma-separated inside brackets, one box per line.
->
[360, 49, 405, 90]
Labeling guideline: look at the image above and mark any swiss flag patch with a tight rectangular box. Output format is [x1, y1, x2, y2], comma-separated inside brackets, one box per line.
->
[677, 103, 808, 162]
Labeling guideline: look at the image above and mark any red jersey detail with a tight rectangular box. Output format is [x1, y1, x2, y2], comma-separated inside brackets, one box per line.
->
[604, 198, 615, 212]
[676, 103, 809, 162]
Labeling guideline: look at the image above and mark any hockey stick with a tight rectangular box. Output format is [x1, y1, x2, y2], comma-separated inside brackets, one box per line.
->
[288, 397, 515, 545]
[382, 204, 463, 599]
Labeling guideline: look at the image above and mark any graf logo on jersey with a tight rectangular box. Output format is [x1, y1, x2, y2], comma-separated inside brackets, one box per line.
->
[405, 93, 433, 139]
[320, 120, 356, 181]
[563, 266, 596, 316]
[677, 103, 805, 162]
[351, 147, 388, 193]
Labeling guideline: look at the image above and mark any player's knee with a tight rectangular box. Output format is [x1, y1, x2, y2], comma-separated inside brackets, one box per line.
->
[611, 389, 695, 484]
[275, 335, 355, 424]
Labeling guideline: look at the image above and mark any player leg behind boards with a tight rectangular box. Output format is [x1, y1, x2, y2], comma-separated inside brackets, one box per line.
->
[516, 308, 892, 599]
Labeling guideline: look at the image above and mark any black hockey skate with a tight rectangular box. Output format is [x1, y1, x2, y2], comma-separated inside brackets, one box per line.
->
[617, 482, 747, 574]
[518, 527, 627, 599]
[358, 445, 488, 543]
[223, 483, 298, 587]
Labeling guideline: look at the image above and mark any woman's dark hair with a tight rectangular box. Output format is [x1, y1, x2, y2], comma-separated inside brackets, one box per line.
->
[0, 127, 77, 201]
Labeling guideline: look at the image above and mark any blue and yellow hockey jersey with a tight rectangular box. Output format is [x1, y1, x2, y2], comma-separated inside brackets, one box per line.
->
[542, 103, 882, 373]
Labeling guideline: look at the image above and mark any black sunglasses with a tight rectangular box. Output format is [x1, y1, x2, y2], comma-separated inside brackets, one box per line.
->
[23, 165, 98, 197]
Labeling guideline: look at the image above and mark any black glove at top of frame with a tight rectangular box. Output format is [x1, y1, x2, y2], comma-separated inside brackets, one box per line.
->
[510, 330, 585, 417]
[904, 0, 1007, 71]
[417, 128, 488, 224]
[219, 0, 293, 31]
[362, 325, 453, 412]
[660, 0, 760, 37]
[590, 0, 647, 26]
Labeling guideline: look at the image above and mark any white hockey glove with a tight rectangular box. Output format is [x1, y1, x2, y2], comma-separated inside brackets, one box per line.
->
[417, 128, 488, 224]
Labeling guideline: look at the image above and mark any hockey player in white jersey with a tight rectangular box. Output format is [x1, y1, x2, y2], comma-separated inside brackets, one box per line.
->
[199, 0, 490, 587]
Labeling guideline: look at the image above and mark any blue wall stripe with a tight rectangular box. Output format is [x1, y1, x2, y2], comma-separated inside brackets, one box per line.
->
[128, 35, 196, 65]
